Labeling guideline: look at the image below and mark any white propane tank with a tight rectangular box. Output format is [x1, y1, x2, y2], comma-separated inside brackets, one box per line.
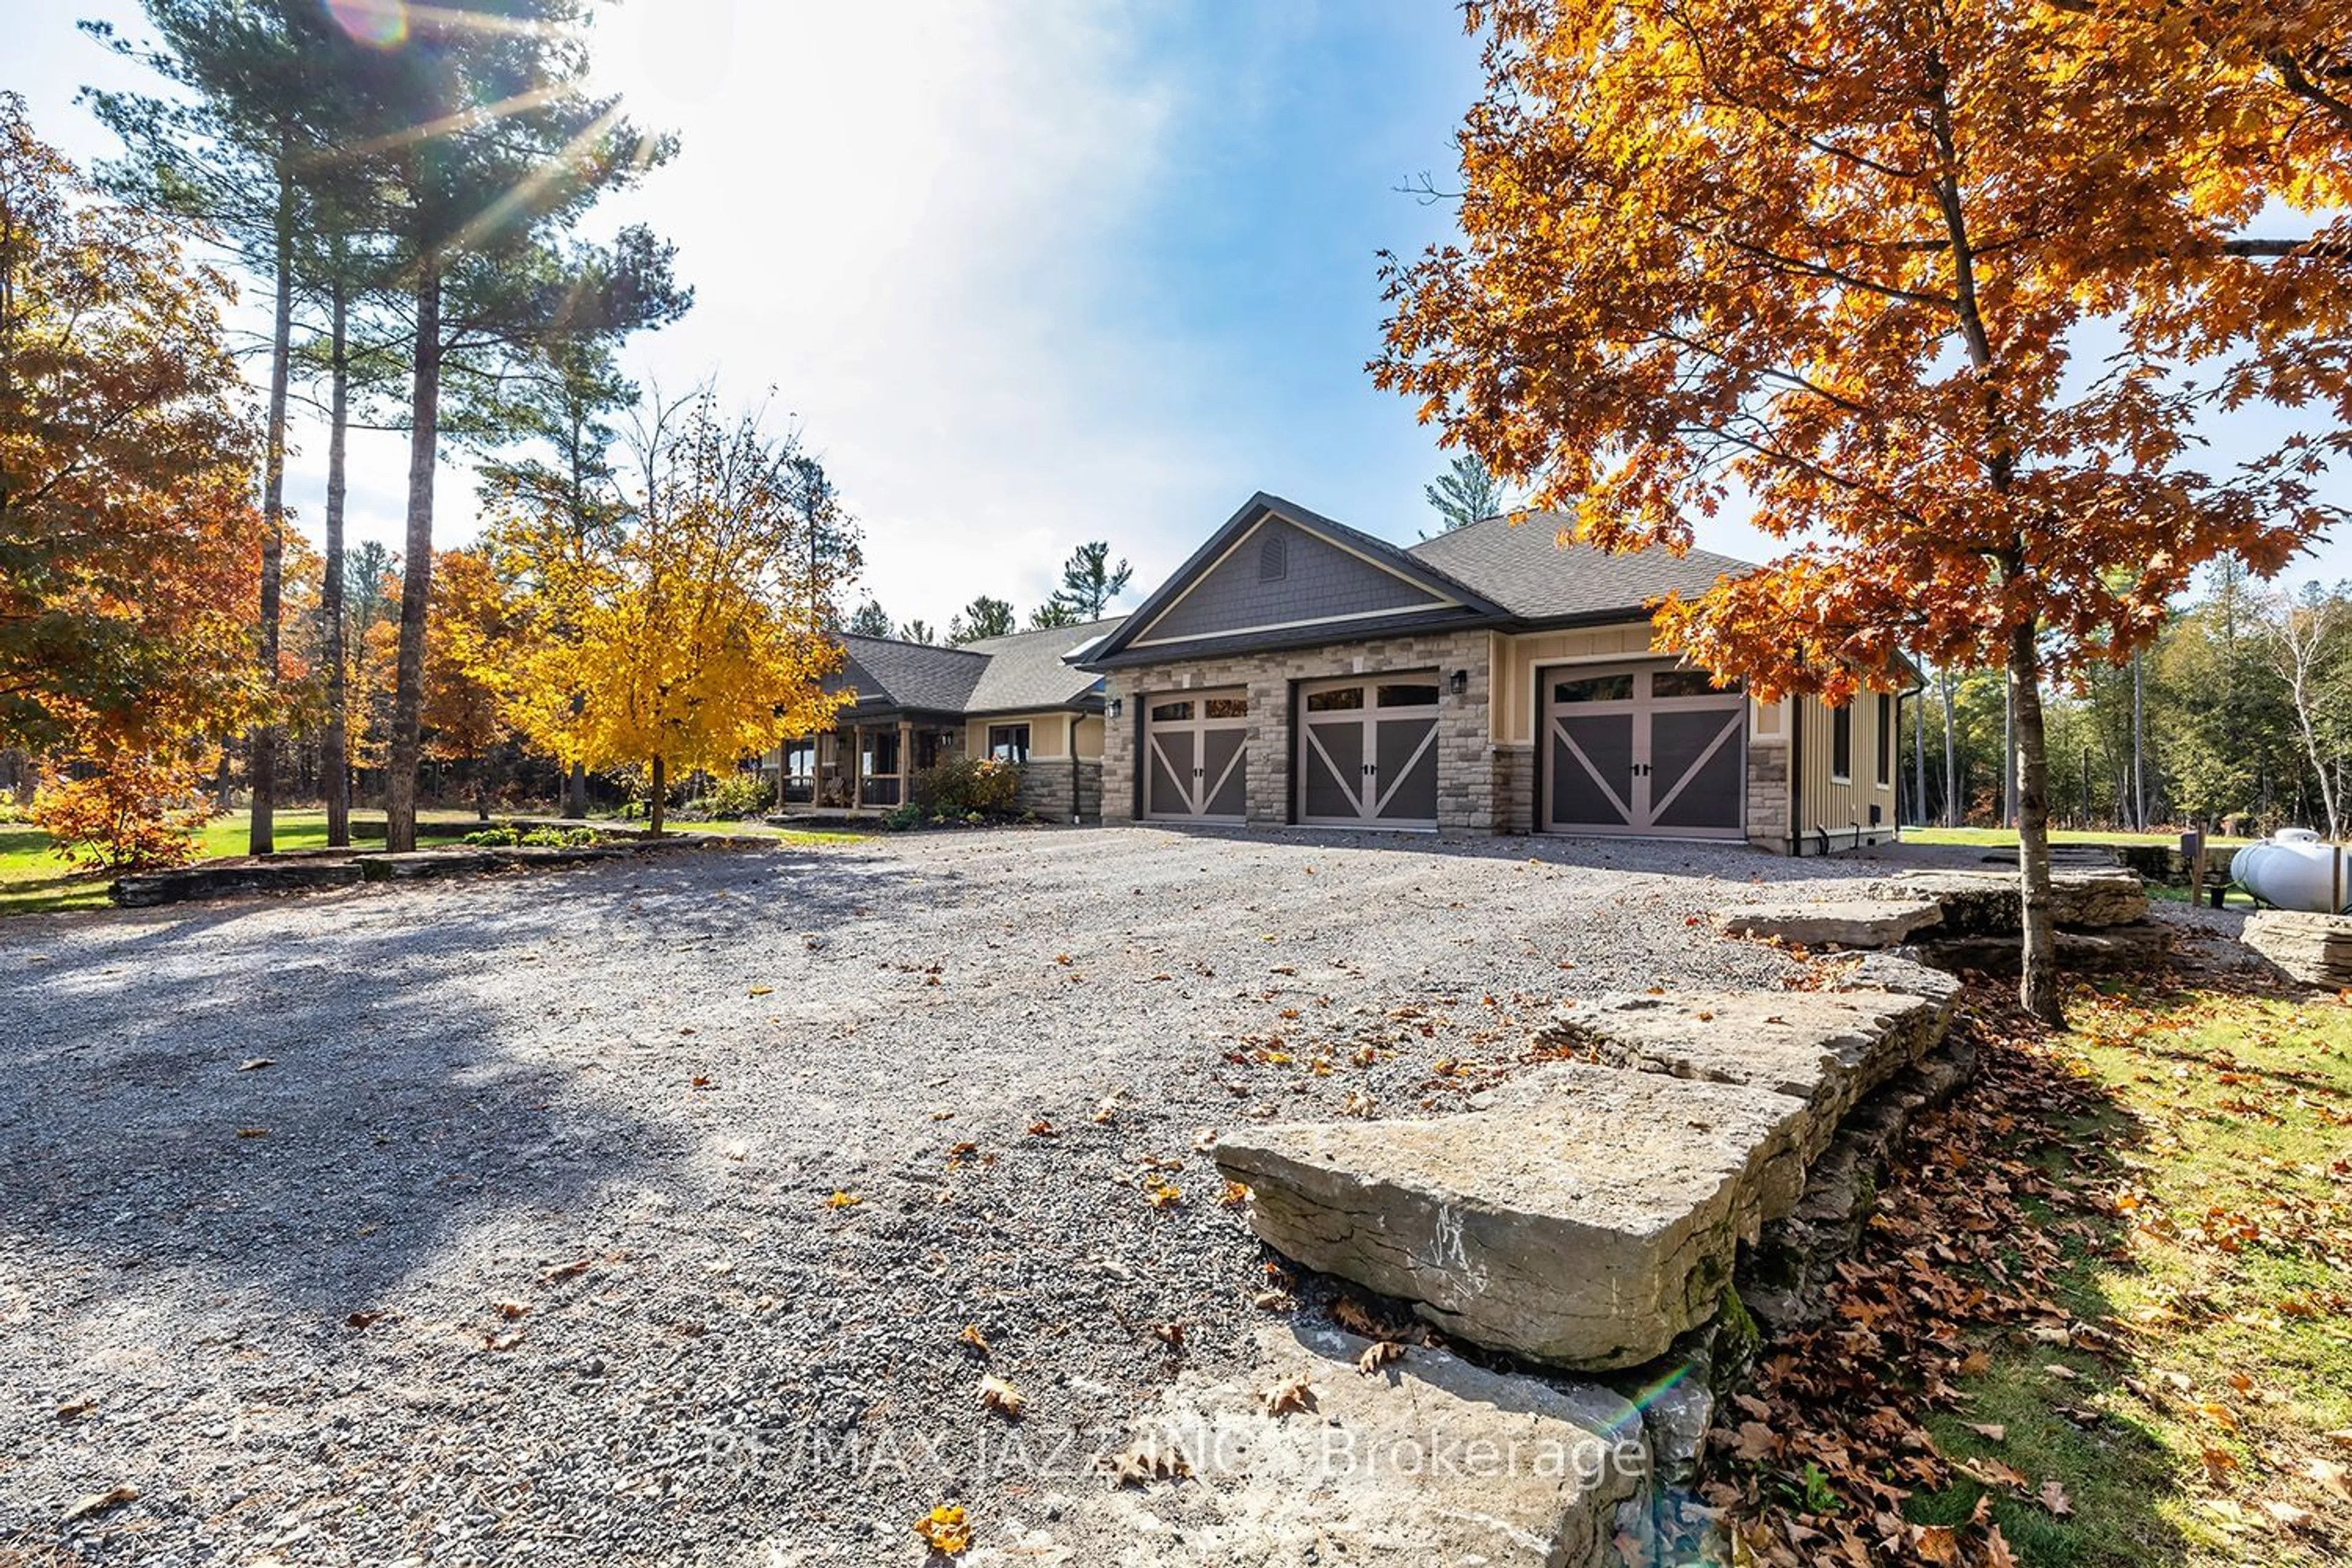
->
[2230, 828, 2352, 914]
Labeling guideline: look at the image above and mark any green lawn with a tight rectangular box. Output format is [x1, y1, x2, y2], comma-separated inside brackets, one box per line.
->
[1913, 986, 2352, 1565]
[0, 808, 870, 918]
[1906, 826, 2252, 850]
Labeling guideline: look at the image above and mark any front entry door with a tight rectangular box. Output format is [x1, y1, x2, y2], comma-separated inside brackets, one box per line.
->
[1143, 690, 1249, 821]
[1543, 664, 1746, 838]
[1297, 674, 1442, 830]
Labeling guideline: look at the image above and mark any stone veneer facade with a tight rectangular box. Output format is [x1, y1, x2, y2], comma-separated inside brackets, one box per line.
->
[1102, 627, 1807, 848]
[1102, 630, 1496, 832]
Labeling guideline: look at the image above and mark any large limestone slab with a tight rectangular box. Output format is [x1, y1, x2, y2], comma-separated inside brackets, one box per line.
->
[1526, 988, 1950, 1166]
[113, 857, 361, 908]
[1910, 919, 2173, 976]
[2240, 910, 2352, 988]
[1878, 868, 2147, 933]
[1013, 1322, 1650, 1567]
[1215, 1063, 1808, 1370]
[1713, 897, 1943, 949]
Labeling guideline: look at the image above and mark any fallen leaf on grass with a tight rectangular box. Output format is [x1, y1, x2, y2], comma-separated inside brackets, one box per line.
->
[63, 1485, 136, 1522]
[2260, 1499, 2315, 1529]
[2039, 1479, 2074, 1517]
[1260, 1375, 1315, 1415]
[913, 1502, 970, 1555]
[2307, 1457, 2348, 1499]
[978, 1374, 1025, 1418]
[1964, 1422, 2007, 1442]
[1912, 1524, 1961, 1564]
[1357, 1340, 1406, 1375]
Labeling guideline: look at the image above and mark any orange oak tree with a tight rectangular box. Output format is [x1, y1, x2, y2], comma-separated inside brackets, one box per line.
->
[1374, 0, 2350, 1020]
[1, 96, 262, 868]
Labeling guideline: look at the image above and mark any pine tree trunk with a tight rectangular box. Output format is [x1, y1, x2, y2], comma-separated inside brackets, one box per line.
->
[386, 255, 441, 856]
[2011, 623, 2062, 1025]
[649, 755, 666, 837]
[323, 273, 352, 849]
[248, 153, 295, 856]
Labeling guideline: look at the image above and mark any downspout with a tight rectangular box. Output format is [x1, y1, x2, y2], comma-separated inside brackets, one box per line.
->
[1897, 671, 1926, 839]
[1070, 711, 1081, 824]
[1788, 696, 1805, 856]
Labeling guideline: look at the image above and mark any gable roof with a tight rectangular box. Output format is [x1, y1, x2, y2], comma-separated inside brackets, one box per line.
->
[1079, 492, 1510, 669]
[830, 617, 1128, 718]
[960, 616, 1125, 713]
[1406, 511, 1755, 623]
[834, 635, 989, 714]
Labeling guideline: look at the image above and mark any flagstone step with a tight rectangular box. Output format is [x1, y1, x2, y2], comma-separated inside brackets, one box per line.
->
[2241, 910, 2352, 988]
[1012, 1322, 1652, 1567]
[1215, 982, 1956, 1373]
[1873, 867, 2149, 933]
[1711, 897, 1944, 949]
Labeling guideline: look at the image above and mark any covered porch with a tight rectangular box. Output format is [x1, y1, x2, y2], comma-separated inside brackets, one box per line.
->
[777, 714, 965, 811]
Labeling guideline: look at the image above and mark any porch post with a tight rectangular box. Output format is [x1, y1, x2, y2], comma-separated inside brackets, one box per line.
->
[849, 725, 863, 809]
[898, 720, 914, 804]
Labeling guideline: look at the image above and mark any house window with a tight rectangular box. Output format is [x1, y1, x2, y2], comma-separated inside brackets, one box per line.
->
[862, 729, 899, 778]
[1876, 694, 1894, 786]
[1259, 533, 1288, 581]
[1830, 704, 1853, 782]
[987, 723, 1031, 763]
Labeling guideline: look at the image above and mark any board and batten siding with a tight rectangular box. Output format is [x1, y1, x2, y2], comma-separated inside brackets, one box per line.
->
[960, 711, 1102, 761]
[1791, 685, 1899, 851]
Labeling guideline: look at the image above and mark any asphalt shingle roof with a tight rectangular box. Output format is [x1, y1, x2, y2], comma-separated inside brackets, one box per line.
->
[832, 617, 1126, 717]
[835, 636, 987, 714]
[959, 616, 1125, 712]
[1406, 511, 1755, 622]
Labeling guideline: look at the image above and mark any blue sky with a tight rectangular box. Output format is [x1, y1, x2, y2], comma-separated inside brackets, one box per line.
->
[7, 0, 2346, 628]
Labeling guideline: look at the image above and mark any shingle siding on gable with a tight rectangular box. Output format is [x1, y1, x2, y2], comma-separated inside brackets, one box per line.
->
[1135, 519, 1448, 646]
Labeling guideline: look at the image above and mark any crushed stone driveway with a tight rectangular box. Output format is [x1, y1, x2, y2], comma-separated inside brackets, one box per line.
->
[1, 825, 1907, 1566]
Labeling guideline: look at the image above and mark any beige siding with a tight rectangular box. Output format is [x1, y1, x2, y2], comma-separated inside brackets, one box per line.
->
[1489, 622, 1665, 745]
[964, 711, 1082, 760]
[1792, 691, 1899, 850]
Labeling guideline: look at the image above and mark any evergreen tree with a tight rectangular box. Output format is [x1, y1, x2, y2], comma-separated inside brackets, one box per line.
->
[1047, 540, 1132, 619]
[899, 619, 938, 646]
[846, 600, 894, 638]
[949, 596, 1014, 644]
[1421, 452, 1510, 537]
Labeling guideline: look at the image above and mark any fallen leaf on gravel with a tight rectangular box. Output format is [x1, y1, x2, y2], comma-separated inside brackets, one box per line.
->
[2039, 1479, 2074, 1516]
[1152, 1321, 1186, 1348]
[825, 1191, 862, 1209]
[345, 1309, 390, 1329]
[1191, 1128, 1218, 1152]
[2260, 1500, 2315, 1528]
[1091, 1094, 1121, 1125]
[1026, 1120, 1057, 1137]
[56, 1399, 94, 1420]
[494, 1300, 529, 1321]
[236, 1128, 269, 1139]
[1144, 1180, 1182, 1209]
[236, 1058, 273, 1072]
[1251, 1288, 1295, 1311]
[1358, 1341, 1406, 1375]
[690, 1075, 712, 1089]
[913, 1502, 970, 1555]
[2307, 1457, 2348, 1499]
[959, 1324, 991, 1355]
[747, 986, 773, 997]
[484, 1329, 525, 1352]
[543, 1258, 592, 1281]
[63, 1485, 136, 1522]
[1096, 1439, 1191, 1487]
[1260, 1375, 1315, 1415]
[1218, 1180, 1251, 1207]
[978, 1374, 1026, 1417]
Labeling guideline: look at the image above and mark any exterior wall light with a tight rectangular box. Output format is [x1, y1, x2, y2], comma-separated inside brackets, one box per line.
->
[1107, 696, 1123, 718]
[1448, 669, 1469, 696]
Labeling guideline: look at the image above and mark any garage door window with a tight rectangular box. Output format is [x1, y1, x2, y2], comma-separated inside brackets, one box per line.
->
[1556, 673, 1636, 703]
[1205, 696, 1248, 718]
[1150, 700, 1193, 723]
[1378, 682, 1441, 707]
[987, 723, 1030, 763]
[1306, 687, 1363, 712]
[1653, 669, 1738, 699]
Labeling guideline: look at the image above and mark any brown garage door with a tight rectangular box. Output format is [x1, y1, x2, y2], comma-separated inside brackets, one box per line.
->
[1542, 663, 1745, 839]
[1143, 690, 1249, 822]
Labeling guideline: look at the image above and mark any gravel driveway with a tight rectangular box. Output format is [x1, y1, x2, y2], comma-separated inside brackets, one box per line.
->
[1, 825, 1894, 1566]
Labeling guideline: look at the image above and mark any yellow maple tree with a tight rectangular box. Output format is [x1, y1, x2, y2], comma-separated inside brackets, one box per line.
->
[1374, 0, 2350, 1020]
[489, 396, 848, 833]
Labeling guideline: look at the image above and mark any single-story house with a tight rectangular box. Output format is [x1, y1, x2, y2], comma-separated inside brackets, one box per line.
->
[1072, 492, 1904, 853]
[781, 618, 1123, 820]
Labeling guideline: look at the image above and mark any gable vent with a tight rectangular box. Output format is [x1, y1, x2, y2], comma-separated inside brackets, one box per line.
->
[1258, 533, 1289, 582]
